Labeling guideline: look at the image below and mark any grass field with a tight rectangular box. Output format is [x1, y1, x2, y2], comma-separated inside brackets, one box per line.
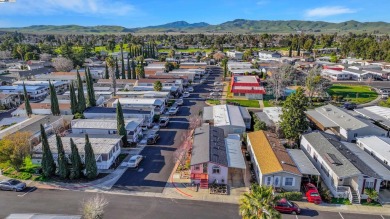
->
[327, 84, 378, 104]
[206, 99, 221, 105]
[227, 99, 260, 108]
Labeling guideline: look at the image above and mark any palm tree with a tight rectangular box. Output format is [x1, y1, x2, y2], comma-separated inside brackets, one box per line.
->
[239, 184, 281, 219]
[365, 188, 378, 203]
[105, 56, 116, 96]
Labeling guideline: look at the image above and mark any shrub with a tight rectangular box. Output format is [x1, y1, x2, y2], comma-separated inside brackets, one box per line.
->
[275, 191, 303, 201]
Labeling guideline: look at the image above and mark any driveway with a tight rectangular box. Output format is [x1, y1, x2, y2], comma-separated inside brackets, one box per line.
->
[112, 66, 220, 193]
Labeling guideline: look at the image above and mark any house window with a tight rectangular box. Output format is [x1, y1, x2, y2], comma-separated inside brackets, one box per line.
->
[384, 160, 388, 165]
[212, 166, 220, 174]
[365, 181, 374, 189]
[266, 177, 272, 186]
[354, 133, 358, 137]
[285, 178, 294, 186]
[195, 165, 200, 170]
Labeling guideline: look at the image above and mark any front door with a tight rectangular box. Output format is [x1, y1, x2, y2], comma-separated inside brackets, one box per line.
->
[274, 176, 281, 187]
[343, 178, 351, 186]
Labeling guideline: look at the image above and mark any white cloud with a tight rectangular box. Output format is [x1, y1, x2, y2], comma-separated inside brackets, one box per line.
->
[305, 6, 356, 18]
[256, 1, 268, 5]
[0, 0, 134, 16]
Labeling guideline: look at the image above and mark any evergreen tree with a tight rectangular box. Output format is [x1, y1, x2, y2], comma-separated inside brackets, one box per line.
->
[76, 70, 86, 113]
[69, 138, 82, 179]
[131, 59, 136, 80]
[22, 82, 32, 117]
[120, 44, 126, 79]
[127, 54, 131, 79]
[56, 134, 69, 179]
[289, 46, 292, 57]
[297, 43, 301, 56]
[153, 81, 162, 91]
[86, 67, 96, 107]
[69, 82, 78, 115]
[49, 82, 60, 116]
[104, 63, 109, 79]
[40, 124, 55, 178]
[116, 101, 127, 146]
[280, 87, 309, 145]
[84, 134, 98, 179]
[115, 57, 120, 79]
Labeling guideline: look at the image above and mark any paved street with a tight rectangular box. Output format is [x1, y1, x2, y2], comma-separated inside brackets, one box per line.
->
[112, 67, 220, 193]
[0, 188, 389, 219]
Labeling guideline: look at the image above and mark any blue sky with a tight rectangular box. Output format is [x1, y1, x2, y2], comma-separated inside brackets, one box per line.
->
[0, 0, 389, 27]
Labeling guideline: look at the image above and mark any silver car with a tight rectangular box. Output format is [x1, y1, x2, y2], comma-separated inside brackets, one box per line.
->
[0, 179, 26, 192]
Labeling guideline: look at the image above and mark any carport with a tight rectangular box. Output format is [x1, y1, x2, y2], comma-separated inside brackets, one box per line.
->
[287, 149, 321, 187]
[226, 135, 247, 187]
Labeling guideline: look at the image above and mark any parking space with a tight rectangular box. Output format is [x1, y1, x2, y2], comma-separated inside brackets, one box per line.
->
[282, 211, 388, 219]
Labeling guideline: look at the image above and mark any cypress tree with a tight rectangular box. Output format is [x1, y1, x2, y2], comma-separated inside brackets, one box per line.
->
[69, 82, 78, 115]
[56, 134, 69, 179]
[289, 46, 293, 57]
[104, 63, 109, 79]
[23, 82, 32, 117]
[115, 57, 120, 79]
[131, 59, 136, 80]
[49, 82, 60, 116]
[297, 43, 301, 56]
[129, 45, 133, 58]
[127, 54, 131, 79]
[121, 47, 126, 79]
[69, 138, 82, 179]
[116, 101, 127, 146]
[84, 134, 98, 179]
[76, 70, 86, 113]
[86, 67, 96, 107]
[40, 124, 55, 178]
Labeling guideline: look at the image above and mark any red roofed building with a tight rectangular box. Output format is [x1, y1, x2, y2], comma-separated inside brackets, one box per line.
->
[230, 76, 266, 100]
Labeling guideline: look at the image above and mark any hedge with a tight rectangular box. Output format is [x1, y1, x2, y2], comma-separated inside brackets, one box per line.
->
[275, 191, 303, 201]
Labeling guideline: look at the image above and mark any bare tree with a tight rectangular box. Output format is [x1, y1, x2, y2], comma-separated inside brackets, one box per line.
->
[40, 53, 52, 61]
[81, 194, 109, 219]
[213, 52, 225, 61]
[306, 66, 332, 104]
[52, 57, 74, 72]
[0, 50, 12, 60]
[268, 64, 294, 101]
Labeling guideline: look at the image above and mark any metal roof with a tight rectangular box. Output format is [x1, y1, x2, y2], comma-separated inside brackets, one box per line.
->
[306, 110, 338, 128]
[83, 107, 152, 115]
[355, 106, 390, 128]
[342, 142, 390, 181]
[263, 107, 283, 124]
[71, 118, 143, 131]
[203, 105, 246, 128]
[225, 135, 246, 169]
[191, 125, 228, 166]
[287, 149, 320, 176]
[302, 131, 361, 178]
[357, 136, 390, 164]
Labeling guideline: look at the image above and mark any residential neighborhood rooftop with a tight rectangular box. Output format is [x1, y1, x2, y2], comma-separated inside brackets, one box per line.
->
[356, 136, 390, 165]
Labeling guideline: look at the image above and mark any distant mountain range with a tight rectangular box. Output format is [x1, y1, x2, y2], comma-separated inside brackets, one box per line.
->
[1, 20, 390, 34]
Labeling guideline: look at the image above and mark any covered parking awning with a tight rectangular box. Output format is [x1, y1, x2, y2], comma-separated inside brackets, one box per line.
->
[225, 135, 246, 169]
[287, 149, 320, 176]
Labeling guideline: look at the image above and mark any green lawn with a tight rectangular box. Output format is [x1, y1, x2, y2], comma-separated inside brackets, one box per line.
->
[327, 85, 378, 104]
[361, 199, 382, 207]
[331, 198, 351, 205]
[227, 99, 260, 108]
[206, 99, 221, 105]
[263, 100, 274, 107]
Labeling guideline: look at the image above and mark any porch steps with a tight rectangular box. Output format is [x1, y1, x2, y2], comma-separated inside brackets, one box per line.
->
[200, 179, 208, 189]
[350, 188, 360, 204]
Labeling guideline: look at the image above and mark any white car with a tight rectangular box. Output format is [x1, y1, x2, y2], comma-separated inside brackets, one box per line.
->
[210, 92, 220, 97]
[176, 98, 184, 105]
[183, 92, 190, 98]
[151, 125, 160, 132]
[200, 79, 206, 84]
[187, 87, 194, 92]
[213, 87, 223, 92]
[128, 155, 143, 168]
[213, 82, 224, 86]
[168, 107, 179, 115]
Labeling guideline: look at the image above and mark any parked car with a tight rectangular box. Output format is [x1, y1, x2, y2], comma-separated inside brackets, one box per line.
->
[151, 125, 160, 132]
[200, 79, 206, 84]
[304, 183, 322, 204]
[343, 102, 357, 110]
[168, 106, 179, 115]
[176, 98, 184, 106]
[147, 133, 160, 145]
[128, 155, 143, 168]
[0, 179, 26, 192]
[141, 125, 148, 131]
[214, 82, 224, 86]
[183, 92, 190, 98]
[187, 87, 194, 92]
[210, 92, 220, 97]
[274, 198, 301, 215]
[159, 117, 169, 127]
[213, 87, 223, 92]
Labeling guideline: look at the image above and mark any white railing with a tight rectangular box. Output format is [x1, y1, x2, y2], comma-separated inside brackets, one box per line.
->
[337, 186, 352, 202]
[355, 188, 361, 204]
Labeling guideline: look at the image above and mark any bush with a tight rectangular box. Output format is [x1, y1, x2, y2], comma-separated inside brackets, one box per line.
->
[275, 191, 303, 201]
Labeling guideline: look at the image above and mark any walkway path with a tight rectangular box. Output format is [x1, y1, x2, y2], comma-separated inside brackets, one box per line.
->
[357, 87, 382, 108]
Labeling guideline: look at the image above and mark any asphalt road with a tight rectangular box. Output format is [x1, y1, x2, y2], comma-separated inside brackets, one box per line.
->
[0, 189, 239, 219]
[112, 68, 217, 193]
[1, 188, 389, 219]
